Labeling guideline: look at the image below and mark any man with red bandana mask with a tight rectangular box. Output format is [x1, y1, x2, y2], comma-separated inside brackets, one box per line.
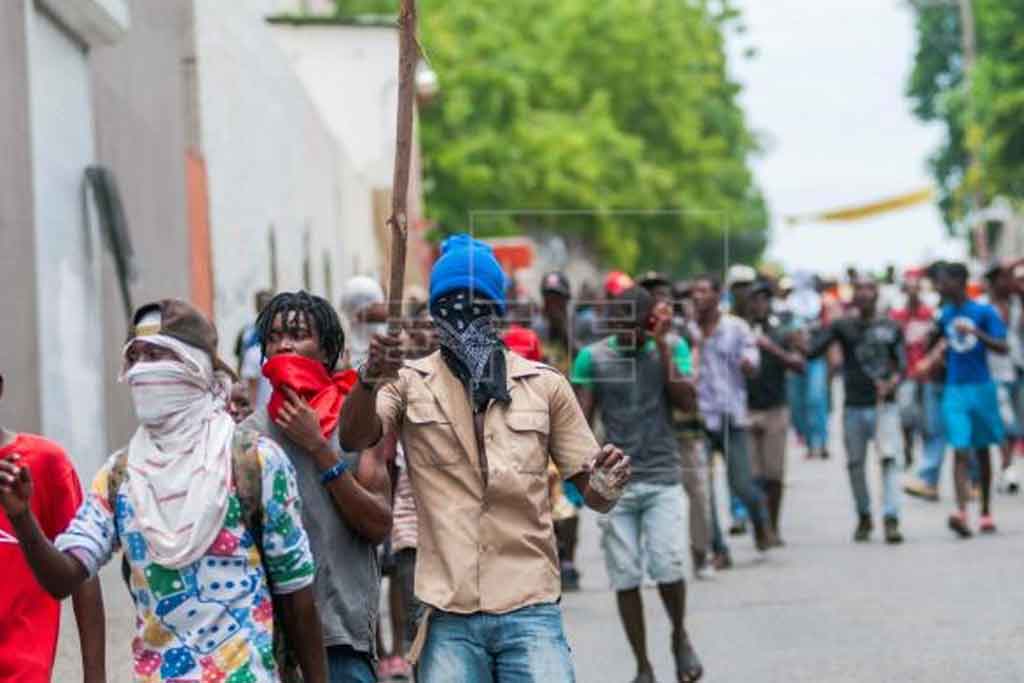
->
[243, 290, 393, 682]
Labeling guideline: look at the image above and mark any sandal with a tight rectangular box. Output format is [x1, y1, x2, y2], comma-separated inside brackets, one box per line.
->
[674, 638, 703, 682]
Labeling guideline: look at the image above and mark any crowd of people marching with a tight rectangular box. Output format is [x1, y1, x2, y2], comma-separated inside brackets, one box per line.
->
[2, 232, 1023, 683]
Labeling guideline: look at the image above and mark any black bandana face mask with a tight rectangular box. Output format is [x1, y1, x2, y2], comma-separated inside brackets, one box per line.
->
[431, 290, 510, 410]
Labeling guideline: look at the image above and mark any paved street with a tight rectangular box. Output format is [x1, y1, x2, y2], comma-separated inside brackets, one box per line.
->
[563, 445, 1024, 682]
[55, 419, 1024, 682]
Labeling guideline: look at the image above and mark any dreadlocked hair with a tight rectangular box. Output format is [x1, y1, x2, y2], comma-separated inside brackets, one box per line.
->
[256, 290, 345, 371]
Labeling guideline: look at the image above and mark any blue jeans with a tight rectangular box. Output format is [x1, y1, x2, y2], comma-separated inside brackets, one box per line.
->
[707, 423, 768, 555]
[327, 645, 376, 683]
[730, 493, 748, 524]
[843, 405, 902, 518]
[418, 603, 575, 683]
[788, 359, 829, 450]
[917, 382, 947, 487]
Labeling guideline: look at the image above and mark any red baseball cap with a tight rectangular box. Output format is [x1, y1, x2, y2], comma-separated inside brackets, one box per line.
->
[503, 326, 542, 361]
[604, 271, 635, 298]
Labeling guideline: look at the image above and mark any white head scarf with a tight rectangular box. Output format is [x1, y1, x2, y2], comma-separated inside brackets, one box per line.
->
[340, 276, 386, 368]
[121, 325, 235, 569]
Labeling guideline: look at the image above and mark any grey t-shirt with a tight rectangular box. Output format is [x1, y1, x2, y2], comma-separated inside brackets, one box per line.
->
[572, 336, 688, 485]
[243, 408, 380, 655]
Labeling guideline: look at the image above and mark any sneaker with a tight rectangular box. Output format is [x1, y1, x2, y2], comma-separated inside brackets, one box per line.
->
[997, 464, 1019, 495]
[948, 511, 972, 538]
[979, 514, 997, 534]
[883, 516, 904, 544]
[695, 563, 716, 581]
[904, 478, 940, 502]
[853, 515, 873, 542]
[692, 551, 716, 580]
[728, 520, 747, 536]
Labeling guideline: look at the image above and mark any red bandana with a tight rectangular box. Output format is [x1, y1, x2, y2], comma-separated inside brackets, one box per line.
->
[263, 354, 358, 440]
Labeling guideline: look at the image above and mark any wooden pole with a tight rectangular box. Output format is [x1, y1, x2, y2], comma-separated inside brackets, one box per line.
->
[386, 0, 419, 333]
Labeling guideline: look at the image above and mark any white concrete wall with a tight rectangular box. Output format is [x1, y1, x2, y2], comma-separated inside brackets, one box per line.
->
[193, 0, 352, 356]
[270, 24, 402, 285]
[26, 6, 108, 473]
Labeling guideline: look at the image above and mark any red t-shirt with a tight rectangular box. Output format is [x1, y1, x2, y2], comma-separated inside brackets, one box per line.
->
[0, 433, 83, 683]
[890, 304, 935, 377]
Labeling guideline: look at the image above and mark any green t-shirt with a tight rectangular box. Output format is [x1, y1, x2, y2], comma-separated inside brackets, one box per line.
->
[570, 335, 693, 485]
[572, 335, 692, 387]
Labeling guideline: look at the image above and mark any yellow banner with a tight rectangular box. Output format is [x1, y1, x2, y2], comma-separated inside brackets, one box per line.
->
[785, 187, 935, 226]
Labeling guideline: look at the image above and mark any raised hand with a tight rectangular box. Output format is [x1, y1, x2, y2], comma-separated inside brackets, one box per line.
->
[363, 332, 406, 384]
[0, 454, 33, 518]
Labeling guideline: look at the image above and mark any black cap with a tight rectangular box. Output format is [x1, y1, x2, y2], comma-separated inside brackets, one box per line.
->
[984, 260, 1005, 281]
[637, 271, 671, 290]
[540, 271, 571, 298]
[750, 279, 773, 297]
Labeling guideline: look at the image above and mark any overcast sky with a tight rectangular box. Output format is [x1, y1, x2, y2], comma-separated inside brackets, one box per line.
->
[728, 0, 966, 276]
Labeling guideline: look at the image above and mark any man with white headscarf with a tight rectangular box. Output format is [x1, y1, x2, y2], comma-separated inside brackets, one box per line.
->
[0, 300, 328, 683]
[340, 276, 388, 369]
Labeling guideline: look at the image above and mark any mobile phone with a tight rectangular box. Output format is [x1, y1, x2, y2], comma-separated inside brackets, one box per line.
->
[648, 301, 671, 332]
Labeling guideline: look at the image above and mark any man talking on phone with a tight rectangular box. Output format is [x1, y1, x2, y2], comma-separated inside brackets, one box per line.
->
[572, 285, 704, 683]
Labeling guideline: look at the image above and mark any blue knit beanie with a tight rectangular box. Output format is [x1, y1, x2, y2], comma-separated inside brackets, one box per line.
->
[429, 233, 507, 314]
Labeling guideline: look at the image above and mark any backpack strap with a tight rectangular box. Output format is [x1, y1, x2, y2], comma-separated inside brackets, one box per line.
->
[104, 448, 132, 594]
[231, 428, 264, 535]
[106, 448, 129, 518]
[230, 428, 302, 682]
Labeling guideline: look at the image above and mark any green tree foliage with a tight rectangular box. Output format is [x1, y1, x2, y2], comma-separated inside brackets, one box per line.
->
[338, 0, 767, 274]
[908, 1, 1024, 231]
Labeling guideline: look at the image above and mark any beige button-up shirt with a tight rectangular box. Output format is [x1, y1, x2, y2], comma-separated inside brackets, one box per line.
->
[377, 350, 598, 614]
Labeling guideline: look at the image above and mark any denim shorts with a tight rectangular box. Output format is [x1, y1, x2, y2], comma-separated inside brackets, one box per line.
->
[598, 482, 686, 591]
[943, 381, 1005, 450]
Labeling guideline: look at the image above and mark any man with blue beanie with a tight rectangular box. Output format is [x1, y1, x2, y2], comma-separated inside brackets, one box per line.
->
[338, 233, 634, 682]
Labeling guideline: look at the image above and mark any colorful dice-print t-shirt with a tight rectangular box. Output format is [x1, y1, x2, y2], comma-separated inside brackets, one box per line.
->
[55, 437, 315, 683]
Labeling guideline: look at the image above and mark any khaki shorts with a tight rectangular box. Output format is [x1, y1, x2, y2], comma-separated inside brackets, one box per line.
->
[748, 406, 790, 482]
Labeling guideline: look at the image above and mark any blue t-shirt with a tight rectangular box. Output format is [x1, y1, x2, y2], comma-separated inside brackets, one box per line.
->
[938, 300, 1007, 384]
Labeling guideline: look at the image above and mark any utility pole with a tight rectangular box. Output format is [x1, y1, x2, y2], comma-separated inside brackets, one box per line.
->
[912, 0, 987, 260]
[958, 0, 989, 261]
